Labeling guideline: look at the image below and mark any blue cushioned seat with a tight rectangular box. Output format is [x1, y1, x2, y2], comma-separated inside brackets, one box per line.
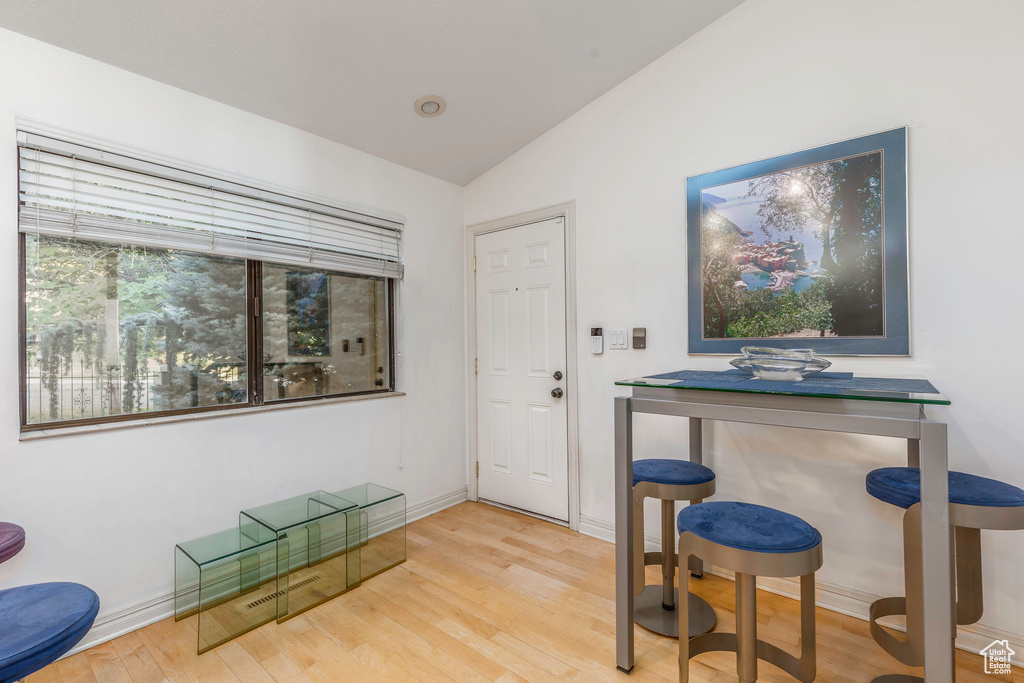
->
[632, 459, 715, 487]
[866, 467, 1024, 510]
[0, 582, 99, 683]
[677, 501, 821, 554]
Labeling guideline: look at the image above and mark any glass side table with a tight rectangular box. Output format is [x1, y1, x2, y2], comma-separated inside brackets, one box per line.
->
[174, 526, 280, 654]
[240, 490, 358, 622]
[334, 483, 407, 583]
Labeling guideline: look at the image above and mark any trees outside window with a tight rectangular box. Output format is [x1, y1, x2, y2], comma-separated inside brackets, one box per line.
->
[23, 235, 392, 428]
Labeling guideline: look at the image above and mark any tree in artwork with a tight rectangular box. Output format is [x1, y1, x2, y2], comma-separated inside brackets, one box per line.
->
[700, 150, 882, 340]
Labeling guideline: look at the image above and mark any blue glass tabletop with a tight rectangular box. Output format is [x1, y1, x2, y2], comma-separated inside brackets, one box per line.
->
[616, 369, 949, 405]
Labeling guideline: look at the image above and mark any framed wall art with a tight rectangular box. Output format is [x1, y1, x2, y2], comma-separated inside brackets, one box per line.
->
[686, 127, 909, 355]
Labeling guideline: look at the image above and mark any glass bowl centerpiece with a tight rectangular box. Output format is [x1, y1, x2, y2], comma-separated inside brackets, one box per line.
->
[729, 346, 831, 381]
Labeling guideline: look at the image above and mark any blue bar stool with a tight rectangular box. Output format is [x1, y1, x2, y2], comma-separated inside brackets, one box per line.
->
[0, 521, 100, 683]
[677, 501, 823, 683]
[632, 459, 717, 638]
[865, 467, 1024, 682]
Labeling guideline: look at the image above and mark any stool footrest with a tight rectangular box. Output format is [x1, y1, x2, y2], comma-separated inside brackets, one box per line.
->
[686, 632, 814, 683]
[869, 597, 923, 667]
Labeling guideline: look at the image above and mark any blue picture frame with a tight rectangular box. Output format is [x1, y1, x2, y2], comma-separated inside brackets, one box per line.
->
[687, 128, 909, 355]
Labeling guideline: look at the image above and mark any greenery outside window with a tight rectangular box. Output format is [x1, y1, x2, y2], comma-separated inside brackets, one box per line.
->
[19, 134, 400, 429]
[261, 264, 390, 401]
[24, 236, 248, 424]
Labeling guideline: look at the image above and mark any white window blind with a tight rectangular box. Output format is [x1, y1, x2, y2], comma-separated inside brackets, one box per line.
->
[17, 133, 404, 279]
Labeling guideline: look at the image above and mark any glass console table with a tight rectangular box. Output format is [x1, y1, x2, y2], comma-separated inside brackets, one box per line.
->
[175, 483, 406, 654]
[334, 483, 407, 582]
[174, 527, 280, 654]
[239, 490, 358, 622]
[613, 370, 955, 682]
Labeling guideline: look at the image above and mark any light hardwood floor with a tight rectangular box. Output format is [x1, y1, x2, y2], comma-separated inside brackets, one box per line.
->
[27, 502, 1011, 682]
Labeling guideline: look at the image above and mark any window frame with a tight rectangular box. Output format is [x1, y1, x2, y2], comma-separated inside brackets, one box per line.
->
[18, 234, 397, 432]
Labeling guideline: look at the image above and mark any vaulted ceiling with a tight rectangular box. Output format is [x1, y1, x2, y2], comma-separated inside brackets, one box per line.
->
[0, 1, 743, 185]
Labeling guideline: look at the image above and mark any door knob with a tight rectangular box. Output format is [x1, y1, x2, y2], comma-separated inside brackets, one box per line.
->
[553, 370, 563, 381]
[551, 387, 563, 399]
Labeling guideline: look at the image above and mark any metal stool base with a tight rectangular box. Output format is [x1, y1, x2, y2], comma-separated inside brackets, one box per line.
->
[634, 585, 716, 638]
[677, 534, 823, 683]
[866, 499, 1024, 679]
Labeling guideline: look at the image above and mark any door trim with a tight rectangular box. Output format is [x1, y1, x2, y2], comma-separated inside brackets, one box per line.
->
[466, 202, 580, 532]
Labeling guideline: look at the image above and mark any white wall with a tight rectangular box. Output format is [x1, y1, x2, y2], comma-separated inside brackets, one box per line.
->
[0, 28, 466, 643]
[465, 0, 1024, 641]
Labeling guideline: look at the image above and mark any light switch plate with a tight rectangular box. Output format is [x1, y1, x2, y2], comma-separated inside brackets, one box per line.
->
[609, 329, 629, 350]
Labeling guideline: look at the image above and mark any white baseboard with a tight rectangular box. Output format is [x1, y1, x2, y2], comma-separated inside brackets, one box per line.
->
[408, 486, 469, 524]
[578, 513, 616, 543]
[580, 513, 664, 548]
[70, 590, 176, 656]
[577, 514, 1024, 667]
[66, 485, 469, 657]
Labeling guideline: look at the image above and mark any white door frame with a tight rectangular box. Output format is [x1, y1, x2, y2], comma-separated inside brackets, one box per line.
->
[466, 201, 580, 531]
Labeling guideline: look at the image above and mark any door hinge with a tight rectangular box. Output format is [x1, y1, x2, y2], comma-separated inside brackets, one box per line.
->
[476, 462, 479, 477]
[475, 358, 478, 374]
[473, 256, 477, 272]
[253, 296, 260, 317]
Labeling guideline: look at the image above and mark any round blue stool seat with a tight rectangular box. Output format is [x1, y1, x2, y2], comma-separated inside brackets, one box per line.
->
[677, 501, 821, 554]
[866, 467, 1024, 510]
[0, 582, 99, 683]
[632, 459, 715, 487]
[0, 523, 25, 565]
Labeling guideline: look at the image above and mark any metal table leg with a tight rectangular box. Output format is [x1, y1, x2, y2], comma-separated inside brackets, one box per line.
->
[919, 420, 953, 682]
[907, 438, 920, 468]
[688, 417, 704, 578]
[615, 396, 634, 673]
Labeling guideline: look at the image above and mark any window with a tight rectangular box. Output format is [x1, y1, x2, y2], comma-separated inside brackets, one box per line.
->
[24, 236, 249, 423]
[261, 264, 390, 401]
[19, 133, 400, 429]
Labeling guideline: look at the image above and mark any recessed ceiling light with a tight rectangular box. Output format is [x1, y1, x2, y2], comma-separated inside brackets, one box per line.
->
[415, 95, 446, 118]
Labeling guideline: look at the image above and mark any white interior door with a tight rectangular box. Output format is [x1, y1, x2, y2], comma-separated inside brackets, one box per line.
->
[475, 217, 568, 521]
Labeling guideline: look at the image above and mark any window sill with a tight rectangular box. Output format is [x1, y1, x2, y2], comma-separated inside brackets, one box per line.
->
[19, 391, 406, 441]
